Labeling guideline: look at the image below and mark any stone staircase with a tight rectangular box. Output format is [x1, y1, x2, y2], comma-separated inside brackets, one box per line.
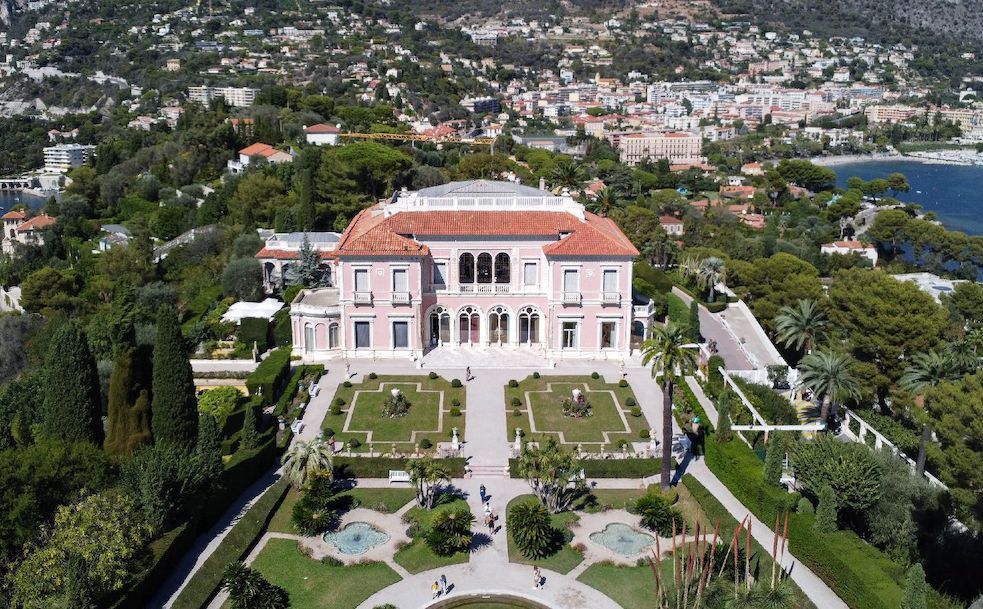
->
[469, 462, 510, 478]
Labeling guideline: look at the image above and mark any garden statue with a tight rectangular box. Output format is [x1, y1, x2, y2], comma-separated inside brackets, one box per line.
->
[576, 443, 583, 457]
[451, 427, 460, 450]
[514, 428, 522, 452]
[649, 430, 657, 457]
[391, 387, 402, 399]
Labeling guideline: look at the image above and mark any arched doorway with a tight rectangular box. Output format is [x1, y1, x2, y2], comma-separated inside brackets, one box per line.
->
[488, 306, 510, 345]
[458, 306, 480, 345]
[428, 306, 452, 347]
[518, 306, 541, 345]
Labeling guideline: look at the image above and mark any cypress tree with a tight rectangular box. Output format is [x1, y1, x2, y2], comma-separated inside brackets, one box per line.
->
[195, 413, 224, 484]
[151, 307, 198, 451]
[104, 348, 153, 457]
[715, 393, 732, 443]
[687, 301, 701, 343]
[900, 563, 928, 609]
[763, 433, 785, 486]
[814, 484, 838, 533]
[240, 403, 258, 450]
[40, 323, 103, 445]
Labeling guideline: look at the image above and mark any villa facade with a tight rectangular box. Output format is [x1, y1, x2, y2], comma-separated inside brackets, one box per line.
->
[287, 180, 653, 359]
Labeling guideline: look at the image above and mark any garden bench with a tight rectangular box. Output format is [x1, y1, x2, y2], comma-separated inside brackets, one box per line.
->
[388, 470, 411, 484]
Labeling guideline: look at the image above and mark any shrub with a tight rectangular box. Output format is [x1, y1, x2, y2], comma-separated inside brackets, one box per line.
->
[591, 371, 599, 379]
[451, 398, 461, 408]
[630, 406, 642, 418]
[639, 429, 650, 439]
[636, 493, 685, 536]
[424, 506, 474, 556]
[511, 397, 522, 408]
[532, 372, 540, 379]
[342, 381, 352, 388]
[381, 393, 411, 418]
[334, 397, 345, 407]
[509, 500, 560, 559]
[513, 408, 522, 417]
[815, 485, 838, 533]
[332, 457, 466, 479]
[272, 309, 292, 347]
[320, 556, 344, 567]
[372, 605, 397, 609]
[323, 428, 335, 437]
[797, 497, 815, 514]
[329, 404, 341, 416]
[508, 379, 519, 388]
[348, 438, 361, 450]
[451, 378, 462, 388]
[419, 438, 433, 450]
[238, 317, 269, 352]
[368, 372, 378, 379]
[618, 379, 628, 388]
[428, 371, 438, 380]
[449, 407, 461, 417]
[245, 348, 292, 406]
[626, 397, 636, 407]
[197, 387, 242, 426]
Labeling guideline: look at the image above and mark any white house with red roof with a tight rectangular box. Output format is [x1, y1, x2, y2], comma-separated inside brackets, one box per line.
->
[659, 215, 684, 236]
[821, 239, 878, 266]
[304, 123, 341, 146]
[227, 143, 293, 174]
[288, 180, 653, 359]
[2, 211, 57, 255]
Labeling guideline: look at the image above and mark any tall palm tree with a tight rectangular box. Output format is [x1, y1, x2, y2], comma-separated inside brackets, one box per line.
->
[549, 159, 586, 192]
[900, 350, 960, 474]
[774, 299, 828, 355]
[798, 350, 860, 426]
[407, 457, 450, 509]
[697, 257, 726, 303]
[281, 438, 334, 488]
[641, 322, 699, 489]
[587, 186, 618, 217]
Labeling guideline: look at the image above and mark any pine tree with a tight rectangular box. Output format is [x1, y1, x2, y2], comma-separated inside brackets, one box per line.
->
[900, 563, 927, 609]
[240, 403, 258, 450]
[104, 348, 153, 457]
[195, 413, 224, 483]
[814, 484, 838, 533]
[151, 307, 198, 451]
[40, 323, 103, 445]
[294, 233, 326, 287]
[763, 433, 785, 486]
[687, 301, 701, 343]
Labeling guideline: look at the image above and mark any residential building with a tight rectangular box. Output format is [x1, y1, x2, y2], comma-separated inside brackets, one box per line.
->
[1, 211, 57, 255]
[821, 239, 878, 265]
[289, 180, 653, 359]
[615, 132, 704, 166]
[43, 143, 95, 173]
[864, 104, 920, 124]
[304, 123, 341, 146]
[255, 231, 341, 293]
[227, 143, 293, 173]
[187, 85, 260, 108]
[659, 215, 684, 236]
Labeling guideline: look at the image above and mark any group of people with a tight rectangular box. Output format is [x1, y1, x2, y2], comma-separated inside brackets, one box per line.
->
[479, 484, 498, 535]
[431, 573, 450, 599]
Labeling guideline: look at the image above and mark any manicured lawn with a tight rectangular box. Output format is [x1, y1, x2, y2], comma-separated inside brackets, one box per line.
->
[268, 487, 417, 534]
[577, 562, 654, 609]
[505, 375, 649, 448]
[505, 494, 584, 574]
[394, 498, 471, 574]
[250, 538, 401, 609]
[322, 375, 466, 452]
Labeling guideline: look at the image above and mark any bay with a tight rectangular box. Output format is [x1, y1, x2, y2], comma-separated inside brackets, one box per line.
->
[0, 189, 50, 212]
[833, 160, 983, 235]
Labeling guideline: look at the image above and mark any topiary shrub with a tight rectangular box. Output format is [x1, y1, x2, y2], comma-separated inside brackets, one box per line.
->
[513, 408, 522, 417]
[323, 428, 335, 437]
[797, 497, 815, 514]
[419, 438, 433, 450]
[451, 398, 461, 408]
[428, 371, 438, 380]
[533, 372, 540, 379]
[330, 404, 342, 416]
[508, 379, 519, 388]
[511, 397, 522, 408]
[449, 407, 461, 417]
[815, 484, 837, 532]
[451, 378, 462, 388]
[591, 371, 600, 379]
[630, 406, 642, 417]
[368, 372, 378, 379]
[334, 397, 346, 407]
[348, 438, 361, 450]
[639, 429, 650, 439]
[343, 380, 352, 388]
[626, 397, 636, 407]
[509, 500, 560, 559]
[618, 379, 628, 388]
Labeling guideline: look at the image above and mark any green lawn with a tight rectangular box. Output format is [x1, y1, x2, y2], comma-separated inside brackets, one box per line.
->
[250, 538, 401, 609]
[505, 494, 584, 574]
[268, 487, 417, 534]
[505, 375, 648, 448]
[322, 374, 466, 452]
[577, 562, 654, 609]
[393, 498, 471, 574]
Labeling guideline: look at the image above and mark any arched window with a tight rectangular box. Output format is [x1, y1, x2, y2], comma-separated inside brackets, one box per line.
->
[459, 306, 480, 344]
[476, 253, 493, 284]
[459, 253, 475, 284]
[518, 306, 541, 344]
[494, 253, 510, 284]
[429, 306, 451, 346]
[489, 306, 509, 344]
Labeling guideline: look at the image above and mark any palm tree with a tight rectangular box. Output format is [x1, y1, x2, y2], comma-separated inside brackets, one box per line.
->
[587, 187, 618, 217]
[549, 159, 586, 192]
[900, 350, 959, 475]
[281, 438, 334, 489]
[774, 299, 828, 356]
[407, 457, 450, 509]
[798, 350, 860, 426]
[696, 257, 726, 303]
[641, 322, 699, 489]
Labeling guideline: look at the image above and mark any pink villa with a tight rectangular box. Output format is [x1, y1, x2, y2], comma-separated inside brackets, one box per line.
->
[287, 180, 655, 359]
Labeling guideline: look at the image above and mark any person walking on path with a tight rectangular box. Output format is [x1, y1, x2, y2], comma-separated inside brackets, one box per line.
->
[432, 581, 440, 599]
[533, 566, 542, 589]
[479, 484, 486, 503]
[345, 360, 351, 379]
[485, 514, 494, 534]
[466, 366, 472, 381]
[483, 501, 491, 516]
[490, 510, 498, 534]
[439, 574, 447, 595]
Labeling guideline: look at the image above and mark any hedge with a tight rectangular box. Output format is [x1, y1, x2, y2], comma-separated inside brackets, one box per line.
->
[105, 521, 199, 609]
[632, 260, 673, 293]
[238, 317, 270, 352]
[271, 308, 292, 347]
[508, 457, 673, 479]
[245, 347, 292, 405]
[333, 456, 466, 479]
[170, 478, 290, 609]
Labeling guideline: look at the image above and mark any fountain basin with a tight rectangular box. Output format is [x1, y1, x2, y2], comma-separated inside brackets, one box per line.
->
[589, 522, 655, 556]
[323, 521, 390, 555]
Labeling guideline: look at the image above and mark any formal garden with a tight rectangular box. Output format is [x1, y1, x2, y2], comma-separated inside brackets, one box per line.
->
[504, 373, 650, 451]
[321, 373, 466, 455]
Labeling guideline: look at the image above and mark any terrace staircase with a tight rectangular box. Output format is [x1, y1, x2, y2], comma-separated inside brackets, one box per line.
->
[468, 462, 509, 479]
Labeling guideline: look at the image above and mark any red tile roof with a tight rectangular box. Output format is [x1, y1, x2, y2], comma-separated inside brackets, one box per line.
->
[2, 210, 26, 221]
[16, 214, 56, 232]
[254, 248, 336, 260]
[660, 215, 683, 225]
[305, 123, 340, 134]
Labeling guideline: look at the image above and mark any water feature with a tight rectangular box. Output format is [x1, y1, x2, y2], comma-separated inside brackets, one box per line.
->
[428, 594, 552, 609]
[589, 522, 655, 556]
[322, 521, 389, 555]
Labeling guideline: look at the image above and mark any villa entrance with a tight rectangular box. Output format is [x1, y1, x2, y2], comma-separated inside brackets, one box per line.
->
[458, 306, 480, 345]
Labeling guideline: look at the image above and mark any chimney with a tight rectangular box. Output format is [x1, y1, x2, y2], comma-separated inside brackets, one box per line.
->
[539, 177, 546, 191]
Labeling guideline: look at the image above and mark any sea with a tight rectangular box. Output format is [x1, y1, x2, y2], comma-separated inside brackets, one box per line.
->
[0, 189, 50, 213]
[832, 160, 983, 236]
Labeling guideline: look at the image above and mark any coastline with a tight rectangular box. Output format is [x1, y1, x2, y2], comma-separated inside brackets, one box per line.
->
[810, 150, 983, 168]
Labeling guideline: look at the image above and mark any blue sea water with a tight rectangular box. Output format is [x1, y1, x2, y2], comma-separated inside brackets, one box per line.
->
[0, 189, 49, 212]
[833, 160, 983, 235]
